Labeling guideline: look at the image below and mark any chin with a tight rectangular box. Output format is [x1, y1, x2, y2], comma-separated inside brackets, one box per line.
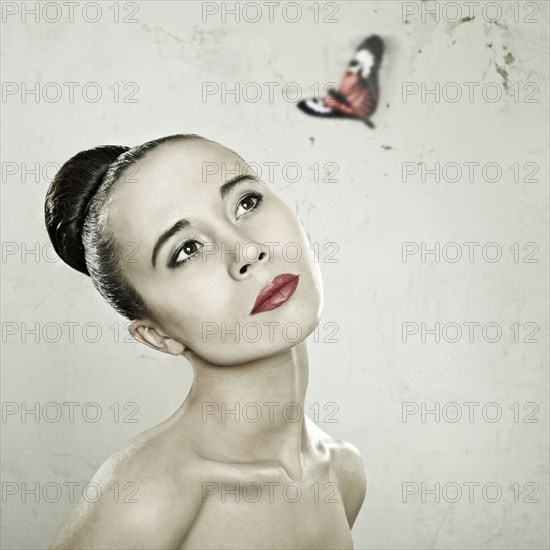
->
[193, 296, 322, 366]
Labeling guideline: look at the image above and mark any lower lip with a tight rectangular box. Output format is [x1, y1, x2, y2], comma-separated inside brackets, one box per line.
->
[251, 276, 299, 315]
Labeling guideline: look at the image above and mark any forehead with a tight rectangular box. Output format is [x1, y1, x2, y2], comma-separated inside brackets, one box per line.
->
[112, 138, 251, 216]
[126, 138, 244, 187]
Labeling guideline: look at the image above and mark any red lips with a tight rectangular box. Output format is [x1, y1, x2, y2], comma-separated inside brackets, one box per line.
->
[250, 274, 299, 315]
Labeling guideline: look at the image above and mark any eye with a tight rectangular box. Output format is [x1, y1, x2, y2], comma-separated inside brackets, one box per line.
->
[170, 240, 203, 268]
[235, 192, 263, 219]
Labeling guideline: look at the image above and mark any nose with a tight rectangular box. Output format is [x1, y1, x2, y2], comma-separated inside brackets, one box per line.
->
[227, 240, 269, 280]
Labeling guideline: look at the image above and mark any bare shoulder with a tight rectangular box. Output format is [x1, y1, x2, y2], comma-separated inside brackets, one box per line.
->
[49, 429, 203, 549]
[306, 417, 367, 528]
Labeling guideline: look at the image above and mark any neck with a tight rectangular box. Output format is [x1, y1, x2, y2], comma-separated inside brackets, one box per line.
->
[181, 340, 311, 478]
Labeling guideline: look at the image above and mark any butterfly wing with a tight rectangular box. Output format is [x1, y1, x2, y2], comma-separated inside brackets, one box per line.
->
[297, 34, 384, 127]
[296, 75, 362, 121]
[351, 35, 384, 122]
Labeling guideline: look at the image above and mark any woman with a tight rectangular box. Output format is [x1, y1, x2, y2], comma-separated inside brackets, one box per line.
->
[45, 133, 366, 549]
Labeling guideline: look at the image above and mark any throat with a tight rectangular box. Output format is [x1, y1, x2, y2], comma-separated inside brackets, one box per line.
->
[183, 340, 311, 469]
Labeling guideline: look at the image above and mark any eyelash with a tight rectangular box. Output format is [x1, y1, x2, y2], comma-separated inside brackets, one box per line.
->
[169, 192, 264, 269]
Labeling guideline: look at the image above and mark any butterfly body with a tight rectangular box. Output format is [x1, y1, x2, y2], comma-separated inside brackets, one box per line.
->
[298, 35, 384, 128]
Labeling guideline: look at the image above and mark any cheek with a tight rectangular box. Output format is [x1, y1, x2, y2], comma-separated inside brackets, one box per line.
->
[148, 270, 235, 339]
[256, 199, 309, 251]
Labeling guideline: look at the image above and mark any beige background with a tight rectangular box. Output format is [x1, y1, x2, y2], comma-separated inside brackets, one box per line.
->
[1, 1, 549, 548]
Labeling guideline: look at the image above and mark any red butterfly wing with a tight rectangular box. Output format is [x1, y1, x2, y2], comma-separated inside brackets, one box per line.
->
[321, 73, 373, 119]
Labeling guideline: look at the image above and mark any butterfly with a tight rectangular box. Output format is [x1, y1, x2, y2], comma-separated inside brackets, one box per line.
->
[297, 35, 384, 128]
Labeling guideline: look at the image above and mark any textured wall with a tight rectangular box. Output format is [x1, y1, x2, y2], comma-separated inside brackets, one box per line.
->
[1, 1, 548, 549]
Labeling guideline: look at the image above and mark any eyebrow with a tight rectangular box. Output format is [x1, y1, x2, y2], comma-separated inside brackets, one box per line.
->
[151, 173, 259, 268]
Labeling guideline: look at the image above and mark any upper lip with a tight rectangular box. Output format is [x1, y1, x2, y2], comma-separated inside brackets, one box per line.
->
[250, 273, 299, 314]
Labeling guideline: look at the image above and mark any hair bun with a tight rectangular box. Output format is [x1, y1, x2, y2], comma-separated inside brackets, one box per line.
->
[44, 145, 129, 276]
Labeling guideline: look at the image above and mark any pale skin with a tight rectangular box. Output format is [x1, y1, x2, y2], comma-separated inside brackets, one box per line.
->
[49, 138, 366, 549]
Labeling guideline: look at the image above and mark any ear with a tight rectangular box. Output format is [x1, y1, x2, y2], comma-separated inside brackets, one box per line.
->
[128, 320, 186, 356]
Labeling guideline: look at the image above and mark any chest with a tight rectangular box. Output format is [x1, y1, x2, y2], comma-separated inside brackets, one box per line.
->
[180, 469, 354, 549]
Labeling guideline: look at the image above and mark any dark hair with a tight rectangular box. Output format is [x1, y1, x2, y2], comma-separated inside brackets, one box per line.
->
[44, 133, 208, 321]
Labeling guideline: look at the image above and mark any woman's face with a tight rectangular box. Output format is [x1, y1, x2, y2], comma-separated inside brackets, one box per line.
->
[109, 138, 324, 365]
